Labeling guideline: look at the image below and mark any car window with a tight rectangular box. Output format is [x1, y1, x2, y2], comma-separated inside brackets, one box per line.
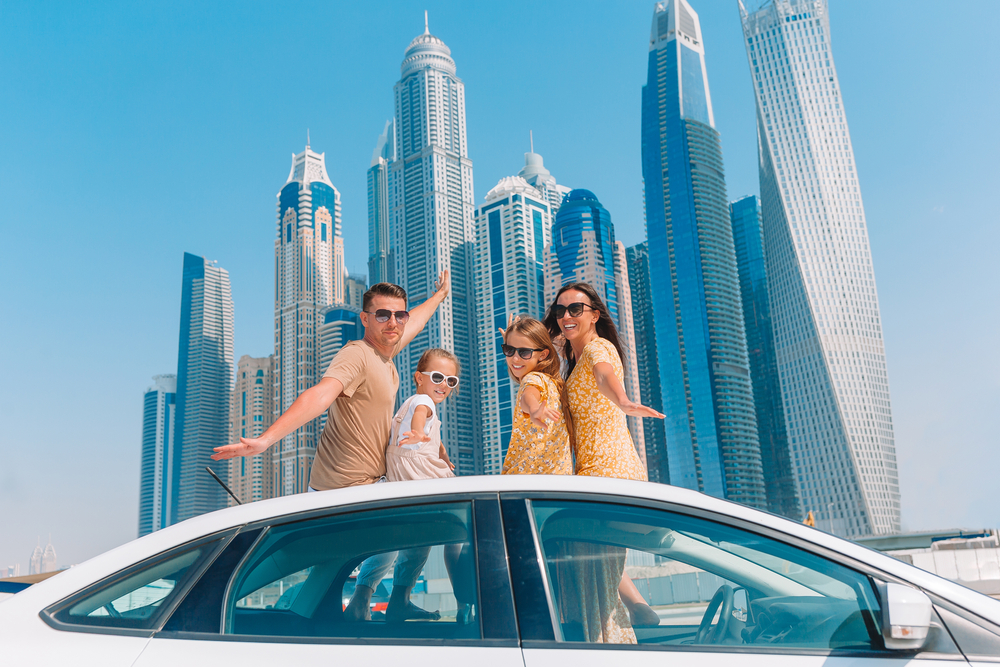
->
[524, 499, 883, 651]
[225, 501, 480, 642]
[47, 536, 225, 631]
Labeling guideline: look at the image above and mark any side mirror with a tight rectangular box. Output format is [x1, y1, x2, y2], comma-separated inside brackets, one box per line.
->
[877, 582, 932, 650]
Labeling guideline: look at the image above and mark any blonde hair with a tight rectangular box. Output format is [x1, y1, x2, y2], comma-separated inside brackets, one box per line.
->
[415, 348, 461, 393]
[503, 317, 574, 445]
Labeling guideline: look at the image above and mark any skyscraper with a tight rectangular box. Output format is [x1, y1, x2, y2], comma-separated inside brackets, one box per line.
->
[274, 142, 344, 495]
[388, 16, 478, 475]
[740, 0, 899, 535]
[641, 0, 766, 508]
[517, 136, 571, 216]
[625, 242, 668, 484]
[543, 189, 645, 463]
[138, 374, 176, 536]
[171, 252, 234, 524]
[368, 120, 394, 286]
[731, 196, 800, 519]
[344, 274, 367, 311]
[318, 305, 363, 376]
[228, 356, 275, 506]
[474, 175, 553, 474]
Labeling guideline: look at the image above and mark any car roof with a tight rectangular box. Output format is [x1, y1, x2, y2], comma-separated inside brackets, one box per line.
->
[12, 475, 1000, 624]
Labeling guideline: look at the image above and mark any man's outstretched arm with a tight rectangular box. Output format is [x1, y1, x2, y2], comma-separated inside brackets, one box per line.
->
[212, 376, 344, 460]
[398, 269, 450, 351]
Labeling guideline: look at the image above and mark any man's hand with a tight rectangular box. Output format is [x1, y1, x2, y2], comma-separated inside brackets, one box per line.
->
[212, 437, 270, 461]
[434, 270, 450, 299]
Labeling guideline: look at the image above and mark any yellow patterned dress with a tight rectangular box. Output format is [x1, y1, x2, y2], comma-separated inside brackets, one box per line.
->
[502, 372, 573, 475]
[559, 337, 647, 645]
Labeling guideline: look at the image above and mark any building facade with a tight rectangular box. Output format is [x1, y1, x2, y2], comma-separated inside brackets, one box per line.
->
[517, 140, 571, 216]
[740, 0, 899, 535]
[388, 19, 478, 475]
[368, 120, 394, 286]
[138, 374, 176, 536]
[625, 242, 668, 483]
[172, 252, 234, 524]
[344, 274, 367, 311]
[274, 143, 344, 495]
[730, 196, 800, 519]
[228, 356, 275, 506]
[543, 189, 645, 464]
[641, 0, 766, 508]
[474, 176, 553, 474]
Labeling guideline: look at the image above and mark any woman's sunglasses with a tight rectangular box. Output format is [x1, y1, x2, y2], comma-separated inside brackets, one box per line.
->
[501, 344, 544, 360]
[420, 371, 460, 388]
[552, 302, 595, 319]
[365, 309, 410, 323]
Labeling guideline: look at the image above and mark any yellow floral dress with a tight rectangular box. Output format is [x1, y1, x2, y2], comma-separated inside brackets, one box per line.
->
[502, 372, 572, 475]
[560, 337, 648, 645]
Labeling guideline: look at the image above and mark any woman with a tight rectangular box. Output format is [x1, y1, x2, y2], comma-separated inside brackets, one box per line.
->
[543, 282, 665, 643]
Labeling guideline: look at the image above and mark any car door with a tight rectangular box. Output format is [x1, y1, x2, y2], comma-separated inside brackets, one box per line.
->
[500, 494, 968, 667]
[132, 495, 523, 667]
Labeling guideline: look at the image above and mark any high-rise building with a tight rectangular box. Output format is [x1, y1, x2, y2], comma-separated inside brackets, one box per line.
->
[28, 542, 42, 575]
[138, 374, 176, 536]
[517, 136, 571, 216]
[625, 242, 668, 483]
[2, 564, 21, 578]
[172, 252, 234, 523]
[543, 189, 645, 463]
[344, 273, 367, 311]
[740, 0, 899, 535]
[274, 142, 344, 495]
[368, 120, 394, 286]
[41, 541, 57, 573]
[474, 176, 553, 474]
[318, 306, 364, 376]
[641, 0, 766, 508]
[388, 17, 478, 475]
[228, 356, 275, 506]
[730, 196, 800, 519]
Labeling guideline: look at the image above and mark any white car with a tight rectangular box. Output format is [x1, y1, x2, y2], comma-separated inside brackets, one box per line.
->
[3, 475, 999, 665]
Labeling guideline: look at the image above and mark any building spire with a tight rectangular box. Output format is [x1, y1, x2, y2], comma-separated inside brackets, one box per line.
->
[306, 128, 310, 148]
[530, 130, 534, 153]
[424, 10, 429, 34]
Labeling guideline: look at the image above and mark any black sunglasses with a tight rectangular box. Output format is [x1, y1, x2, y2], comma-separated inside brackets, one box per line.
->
[501, 344, 544, 359]
[365, 309, 410, 323]
[420, 371, 460, 388]
[552, 302, 595, 319]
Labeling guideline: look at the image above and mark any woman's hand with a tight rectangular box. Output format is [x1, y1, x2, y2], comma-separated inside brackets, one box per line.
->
[618, 400, 665, 420]
[529, 399, 561, 429]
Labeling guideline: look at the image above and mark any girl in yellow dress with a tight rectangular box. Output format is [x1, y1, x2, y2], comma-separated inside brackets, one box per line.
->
[499, 317, 573, 475]
[543, 282, 666, 644]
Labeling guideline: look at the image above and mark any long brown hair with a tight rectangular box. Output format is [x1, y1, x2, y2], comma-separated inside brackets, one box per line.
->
[504, 317, 574, 445]
[543, 282, 627, 377]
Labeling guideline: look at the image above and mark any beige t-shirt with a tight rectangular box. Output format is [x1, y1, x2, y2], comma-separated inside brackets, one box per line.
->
[309, 339, 400, 490]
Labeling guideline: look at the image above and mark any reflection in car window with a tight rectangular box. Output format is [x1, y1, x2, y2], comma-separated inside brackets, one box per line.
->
[225, 502, 480, 641]
[527, 500, 883, 651]
[49, 538, 223, 630]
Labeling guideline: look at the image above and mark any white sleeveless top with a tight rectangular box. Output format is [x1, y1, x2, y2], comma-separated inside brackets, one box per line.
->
[385, 395, 455, 482]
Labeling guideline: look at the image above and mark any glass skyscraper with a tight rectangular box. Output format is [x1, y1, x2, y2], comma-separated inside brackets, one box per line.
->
[228, 356, 275, 506]
[543, 189, 645, 463]
[474, 174, 553, 475]
[388, 19, 478, 475]
[641, 0, 766, 507]
[138, 374, 176, 536]
[172, 252, 234, 524]
[368, 120, 394, 286]
[730, 196, 800, 519]
[274, 142, 344, 495]
[740, 0, 900, 535]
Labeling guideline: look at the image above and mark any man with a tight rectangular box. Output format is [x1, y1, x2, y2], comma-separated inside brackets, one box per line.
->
[212, 273, 450, 620]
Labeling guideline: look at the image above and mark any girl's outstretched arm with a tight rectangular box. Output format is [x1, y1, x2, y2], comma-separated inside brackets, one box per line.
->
[519, 385, 561, 429]
[399, 404, 433, 446]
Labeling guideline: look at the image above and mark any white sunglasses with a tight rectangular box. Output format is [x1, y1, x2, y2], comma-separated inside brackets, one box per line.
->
[420, 371, 460, 388]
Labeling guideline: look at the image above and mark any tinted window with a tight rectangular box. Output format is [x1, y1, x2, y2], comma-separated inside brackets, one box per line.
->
[525, 499, 883, 651]
[225, 501, 480, 641]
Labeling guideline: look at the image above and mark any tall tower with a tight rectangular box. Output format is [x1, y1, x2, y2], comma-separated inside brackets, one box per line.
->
[171, 252, 234, 524]
[228, 356, 275, 505]
[274, 142, 344, 495]
[389, 16, 478, 475]
[474, 176, 553, 474]
[368, 120, 394, 286]
[543, 189, 645, 464]
[731, 196, 800, 519]
[641, 0, 766, 508]
[740, 0, 900, 535]
[138, 374, 176, 536]
[517, 137, 571, 216]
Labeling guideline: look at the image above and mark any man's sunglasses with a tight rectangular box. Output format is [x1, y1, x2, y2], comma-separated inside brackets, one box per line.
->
[552, 302, 595, 319]
[365, 309, 410, 323]
[420, 371, 460, 388]
[501, 344, 544, 359]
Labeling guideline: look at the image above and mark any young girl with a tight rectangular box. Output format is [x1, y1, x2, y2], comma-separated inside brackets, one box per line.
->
[500, 317, 573, 475]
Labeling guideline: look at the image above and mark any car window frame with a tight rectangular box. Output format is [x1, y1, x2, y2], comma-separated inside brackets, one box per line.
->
[40, 528, 237, 638]
[154, 492, 519, 648]
[500, 491, 958, 659]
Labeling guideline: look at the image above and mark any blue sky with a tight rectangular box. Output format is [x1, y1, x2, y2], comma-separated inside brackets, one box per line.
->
[1, 0, 997, 571]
